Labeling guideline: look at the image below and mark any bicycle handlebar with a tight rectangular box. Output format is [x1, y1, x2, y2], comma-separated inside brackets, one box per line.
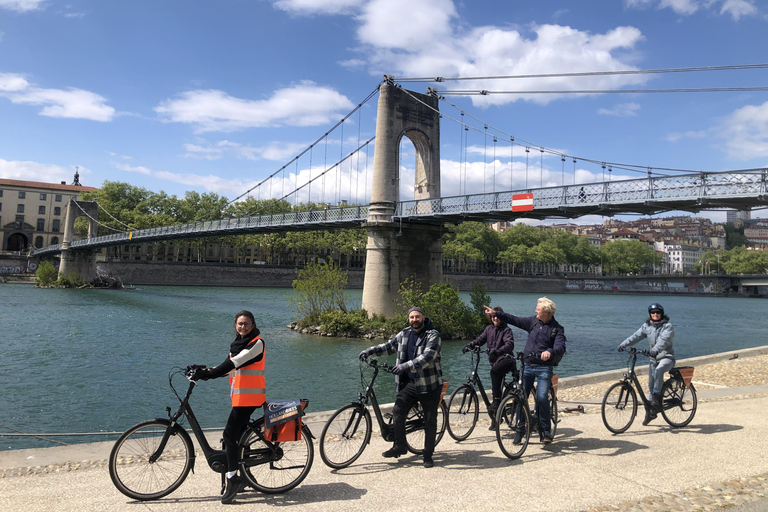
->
[362, 358, 396, 373]
[618, 347, 652, 357]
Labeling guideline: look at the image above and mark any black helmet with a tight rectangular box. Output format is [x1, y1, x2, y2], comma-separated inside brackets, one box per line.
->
[648, 303, 664, 316]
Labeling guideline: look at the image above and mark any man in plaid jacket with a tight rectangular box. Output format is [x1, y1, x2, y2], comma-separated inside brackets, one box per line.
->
[359, 306, 443, 468]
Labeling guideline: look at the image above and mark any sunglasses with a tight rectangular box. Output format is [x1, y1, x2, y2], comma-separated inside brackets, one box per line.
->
[650, 311, 662, 315]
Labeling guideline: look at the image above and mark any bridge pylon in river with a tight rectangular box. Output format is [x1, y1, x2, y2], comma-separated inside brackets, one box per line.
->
[58, 199, 99, 282]
[361, 81, 444, 317]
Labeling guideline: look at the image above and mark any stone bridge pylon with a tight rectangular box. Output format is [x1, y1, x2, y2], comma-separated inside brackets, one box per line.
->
[58, 199, 99, 282]
[361, 81, 443, 317]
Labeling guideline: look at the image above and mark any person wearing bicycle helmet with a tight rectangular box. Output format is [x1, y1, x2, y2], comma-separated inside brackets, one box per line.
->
[190, 310, 265, 504]
[463, 306, 515, 429]
[484, 297, 566, 444]
[617, 303, 675, 425]
[358, 306, 443, 468]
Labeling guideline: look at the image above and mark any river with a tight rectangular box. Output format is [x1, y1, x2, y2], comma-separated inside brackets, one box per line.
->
[1, 284, 765, 451]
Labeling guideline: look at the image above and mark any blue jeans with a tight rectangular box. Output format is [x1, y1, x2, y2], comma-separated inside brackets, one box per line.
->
[648, 357, 675, 398]
[522, 365, 553, 435]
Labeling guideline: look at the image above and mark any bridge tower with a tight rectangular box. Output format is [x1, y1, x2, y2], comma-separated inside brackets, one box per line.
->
[361, 82, 443, 317]
[58, 199, 99, 282]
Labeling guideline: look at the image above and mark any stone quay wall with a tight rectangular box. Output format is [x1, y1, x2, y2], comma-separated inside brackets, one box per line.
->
[95, 261, 746, 296]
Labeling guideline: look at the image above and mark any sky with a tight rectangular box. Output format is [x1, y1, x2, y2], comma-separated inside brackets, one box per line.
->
[1, 0, 767, 223]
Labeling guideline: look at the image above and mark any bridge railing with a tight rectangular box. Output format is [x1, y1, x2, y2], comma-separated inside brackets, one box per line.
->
[31, 169, 766, 256]
[32, 205, 369, 256]
[395, 168, 767, 218]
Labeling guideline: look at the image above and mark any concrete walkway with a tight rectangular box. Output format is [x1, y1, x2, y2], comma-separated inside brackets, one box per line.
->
[2, 347, 767, 512]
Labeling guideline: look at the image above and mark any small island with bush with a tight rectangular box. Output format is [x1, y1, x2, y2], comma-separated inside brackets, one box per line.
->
[288, 261, 491, 341]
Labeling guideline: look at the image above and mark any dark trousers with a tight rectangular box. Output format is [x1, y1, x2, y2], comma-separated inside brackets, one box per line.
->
[490, 356, 517, 400]
[223, 405, 257, 472]
[392, 382, 442, 458]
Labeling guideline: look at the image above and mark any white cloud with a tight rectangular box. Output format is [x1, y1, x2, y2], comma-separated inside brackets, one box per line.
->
[598, 102, 641, 117]
[181, 139, 312, 161]
[272, 0, 364, 15]
[357, 0, 457, 49]
[665, 130, 707, 142]
[355, 18, 648, 106]
[0, 0, 45, 12]
[0, 72, 115, 121]
[625, 0, 758, 18]
[719, 0, 758, 20]
[0, 159, 81, 183]
[718, 101, 768, 159]
[155, 81, 354, 133]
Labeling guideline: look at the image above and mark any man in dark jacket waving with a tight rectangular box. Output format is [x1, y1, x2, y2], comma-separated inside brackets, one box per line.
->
[485, 297, 566, 444]
[359, 306, 443, 468]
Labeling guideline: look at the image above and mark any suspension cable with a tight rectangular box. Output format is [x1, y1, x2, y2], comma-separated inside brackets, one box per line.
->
[393, 63, 768, 82]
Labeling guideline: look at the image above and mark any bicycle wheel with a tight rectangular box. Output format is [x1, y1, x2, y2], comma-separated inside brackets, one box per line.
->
[109, 419, 193, 501]
[526, 384, 557, 439]
[660, 380, 697, 428]
[601, 381, 638, 434]
[239, 418, 314, 494]
[446, 384, 479, 441]
[495, 394, 530, 460]
[549, 386, 558, 439]
[405, 400, 447, 454]
[319, 404, 371, 469]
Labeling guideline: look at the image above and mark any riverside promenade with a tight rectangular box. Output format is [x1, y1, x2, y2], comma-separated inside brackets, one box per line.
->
[2, 346, 767, 512]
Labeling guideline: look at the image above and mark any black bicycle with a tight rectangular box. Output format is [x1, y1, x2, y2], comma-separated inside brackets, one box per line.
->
[494, 352, 532, 459]
[109, 366, 314, 501]
[446, 347, 516, 441]
[601, 348, 698, 434]
[319, 358, 448, 469]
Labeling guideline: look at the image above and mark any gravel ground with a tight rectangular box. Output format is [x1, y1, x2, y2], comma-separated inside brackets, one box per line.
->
[2, 352, 767, 512]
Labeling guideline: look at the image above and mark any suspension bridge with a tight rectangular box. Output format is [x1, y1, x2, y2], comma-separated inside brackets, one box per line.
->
[31, 77, 768, 316]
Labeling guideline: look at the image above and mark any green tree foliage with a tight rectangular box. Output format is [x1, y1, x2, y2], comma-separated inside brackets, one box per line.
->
[721, 247, 768, 274]
[443, 222, 501, 271]
[290, 261, 348, 324]
[469, 283, 491, 315]
[600, 240, 660, 275]
[723, 222, 749, 249]
[34, 260, 58, 286]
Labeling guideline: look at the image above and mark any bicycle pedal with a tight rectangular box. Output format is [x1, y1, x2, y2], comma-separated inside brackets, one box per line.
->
[384, 413, 393, 421]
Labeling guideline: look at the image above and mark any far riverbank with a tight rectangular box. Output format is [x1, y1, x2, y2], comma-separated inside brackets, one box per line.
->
[93, 260, 761, 297]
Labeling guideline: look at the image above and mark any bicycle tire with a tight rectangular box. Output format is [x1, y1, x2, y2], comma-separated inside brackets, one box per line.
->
[239, 418, 314, 494]
[528, 384, 558, 439]
[319, 403, 372, 469]
[446, 384, 479, 441]
[601, 381, 638, 434]
[495, 394, 530, 460]
[108, 419, 194, 501]
[405, 400, 447, 455]
[549, 386, 558, 439]
[660, 379, 697, 428]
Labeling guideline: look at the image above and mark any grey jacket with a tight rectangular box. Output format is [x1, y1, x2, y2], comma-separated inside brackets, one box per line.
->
[619, 315, 675, 364]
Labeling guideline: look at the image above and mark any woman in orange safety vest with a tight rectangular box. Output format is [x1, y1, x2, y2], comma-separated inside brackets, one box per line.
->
[192, 310, 265, 504]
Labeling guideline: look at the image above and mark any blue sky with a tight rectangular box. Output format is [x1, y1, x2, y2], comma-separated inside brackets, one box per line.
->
[1, 0, 767, 222]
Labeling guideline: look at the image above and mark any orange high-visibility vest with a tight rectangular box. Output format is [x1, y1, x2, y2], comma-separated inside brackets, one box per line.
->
[229, 337, 266, 407]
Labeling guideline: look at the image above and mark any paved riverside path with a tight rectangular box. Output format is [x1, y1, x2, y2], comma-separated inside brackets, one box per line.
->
[2, 347, 768, 512]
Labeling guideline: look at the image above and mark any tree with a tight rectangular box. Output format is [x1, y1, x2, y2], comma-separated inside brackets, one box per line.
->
[601, 240, 658, 275]
[290, 261, 348, 324]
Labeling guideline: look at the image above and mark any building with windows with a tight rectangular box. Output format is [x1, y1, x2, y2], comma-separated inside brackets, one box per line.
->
[0, 176, 97, 252]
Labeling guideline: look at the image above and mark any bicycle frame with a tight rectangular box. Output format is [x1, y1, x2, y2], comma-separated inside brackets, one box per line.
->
[149, 378, 227, 473]
[352, 359, 396, 442]
[459, 348, 497, 418]
[619, 349, 653, 408]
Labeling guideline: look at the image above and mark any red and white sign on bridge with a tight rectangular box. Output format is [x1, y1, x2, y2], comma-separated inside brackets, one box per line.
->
[511, 193, 533, 212]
